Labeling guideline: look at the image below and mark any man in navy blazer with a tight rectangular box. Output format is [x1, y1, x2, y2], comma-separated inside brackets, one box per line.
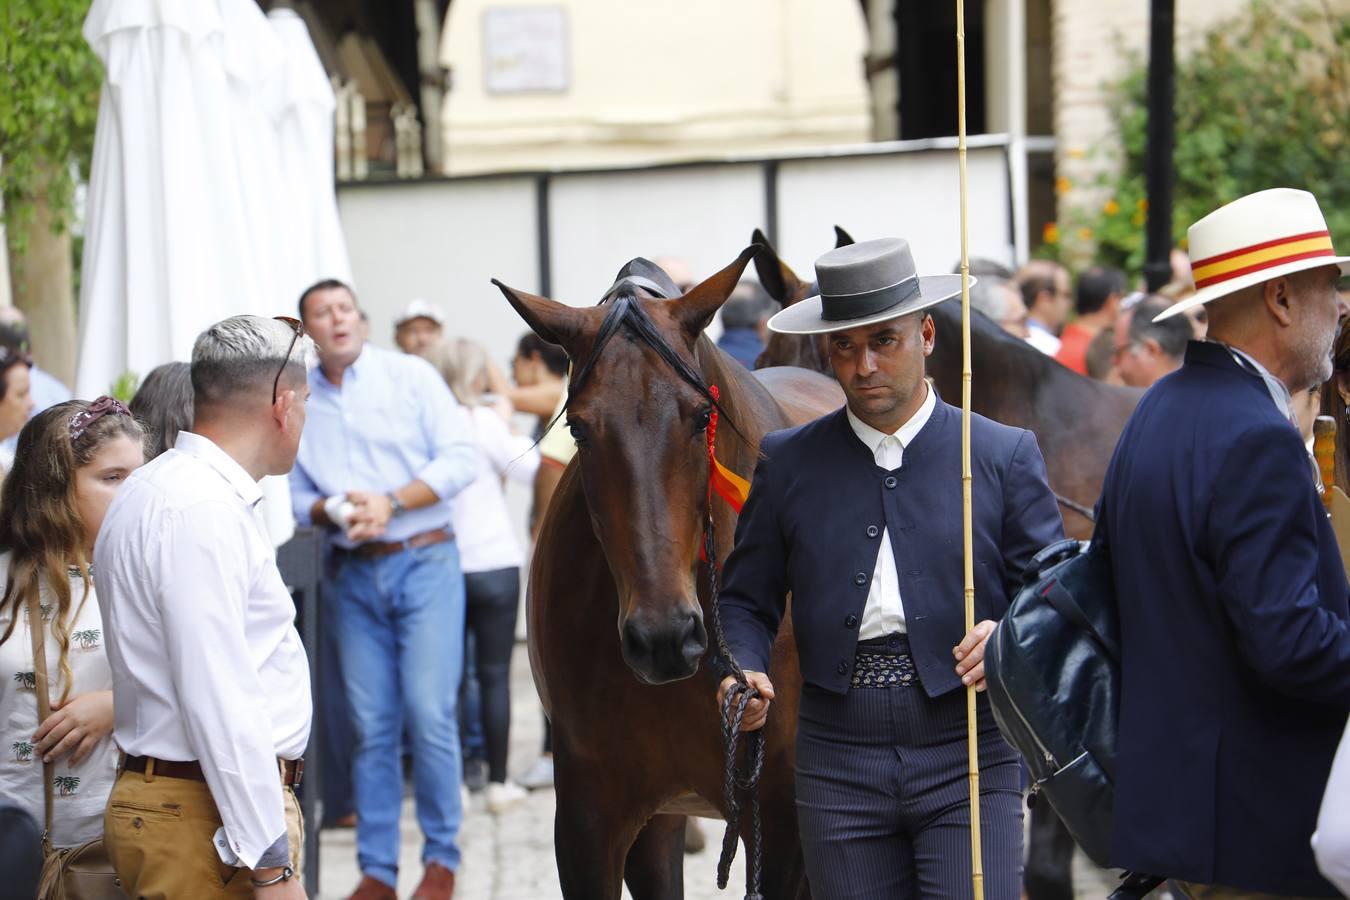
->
[1097, 189, 1350, 898]
[717, 238, 1063, 899]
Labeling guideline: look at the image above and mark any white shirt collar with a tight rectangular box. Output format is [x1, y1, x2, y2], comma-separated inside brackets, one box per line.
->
[846, 381, 937, 455]
[172, 432, 263, 508]
[1209, 340, 1295, 423]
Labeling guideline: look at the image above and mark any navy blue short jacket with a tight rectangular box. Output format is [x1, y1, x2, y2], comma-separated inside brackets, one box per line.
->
[718, 397, 1063, 697]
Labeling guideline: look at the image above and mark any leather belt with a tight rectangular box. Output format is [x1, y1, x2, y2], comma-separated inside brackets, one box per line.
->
[343, 526, 453, 559]
[123, 755, 304, 788]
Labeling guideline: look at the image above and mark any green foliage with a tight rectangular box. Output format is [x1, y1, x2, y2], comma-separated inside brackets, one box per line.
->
[1055, 0, 1350, 275]
[0, 0, 102, 249]
[110, 370, 139, 405]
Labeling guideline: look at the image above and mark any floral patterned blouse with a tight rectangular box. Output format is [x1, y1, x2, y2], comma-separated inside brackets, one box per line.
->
[0, 553, 118, 847]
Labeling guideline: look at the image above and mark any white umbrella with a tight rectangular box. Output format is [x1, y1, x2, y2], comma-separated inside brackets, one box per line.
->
[77, 0, 279, 397]
[268, 7, 352, 305]
[76, 0, 352, 545]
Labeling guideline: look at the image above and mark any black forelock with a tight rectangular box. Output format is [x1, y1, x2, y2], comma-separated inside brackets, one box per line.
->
[539, 292, 743, 443]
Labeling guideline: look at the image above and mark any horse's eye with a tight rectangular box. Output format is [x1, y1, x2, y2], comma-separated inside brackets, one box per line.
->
[694, 408, 713, 432]
[566, 421, 588, 444]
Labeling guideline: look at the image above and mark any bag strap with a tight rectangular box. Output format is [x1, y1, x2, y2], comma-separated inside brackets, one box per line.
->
[26, 591, 54, 840]
[1039, 545, 1121, 665]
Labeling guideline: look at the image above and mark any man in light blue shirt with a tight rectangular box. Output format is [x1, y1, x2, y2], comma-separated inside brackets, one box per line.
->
[290, 279, 478, 900]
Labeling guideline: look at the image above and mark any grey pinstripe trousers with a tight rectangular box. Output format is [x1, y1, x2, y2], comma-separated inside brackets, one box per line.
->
[795, 634, 1024, 900]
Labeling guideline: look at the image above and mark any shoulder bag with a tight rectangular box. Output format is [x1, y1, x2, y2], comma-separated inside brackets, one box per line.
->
[28, 592, 125, 900]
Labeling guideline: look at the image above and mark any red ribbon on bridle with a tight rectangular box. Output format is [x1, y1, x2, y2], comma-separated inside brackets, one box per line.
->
[701, 385, 750, 562]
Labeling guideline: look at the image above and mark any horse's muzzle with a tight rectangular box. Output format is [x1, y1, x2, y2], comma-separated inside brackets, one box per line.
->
[620, 607, 708, 684]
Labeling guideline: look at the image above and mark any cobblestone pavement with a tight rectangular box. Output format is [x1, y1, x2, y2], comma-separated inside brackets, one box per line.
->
[318, 646, 1131, 899]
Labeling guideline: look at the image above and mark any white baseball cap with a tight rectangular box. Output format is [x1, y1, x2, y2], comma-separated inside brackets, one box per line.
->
[394, 298, 445, 327]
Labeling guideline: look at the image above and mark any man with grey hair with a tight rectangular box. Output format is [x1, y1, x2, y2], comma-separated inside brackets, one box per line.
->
[1098, 188, 1350, 896]
[953, 258, 1029, 340]
[969, 277, 1030, 340]
[1112, 295, 1194, 388]
[96, 315, 312, 899]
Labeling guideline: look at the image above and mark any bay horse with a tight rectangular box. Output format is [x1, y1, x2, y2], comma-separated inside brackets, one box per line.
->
[493, 249, 842, 899]
[752, 230, 1140, 539]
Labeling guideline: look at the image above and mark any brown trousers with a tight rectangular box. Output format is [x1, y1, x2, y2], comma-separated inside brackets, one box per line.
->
[1176, 882, 1325, 900]
[103, 767, 303, 899]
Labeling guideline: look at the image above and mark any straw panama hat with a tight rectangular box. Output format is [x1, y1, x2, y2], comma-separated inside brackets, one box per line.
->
[1155, 188, 1350, 322]
[768, 237, 973, 335]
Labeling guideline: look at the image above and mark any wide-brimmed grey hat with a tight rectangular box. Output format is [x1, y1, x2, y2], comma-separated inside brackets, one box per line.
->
[767, 237, 971, 335]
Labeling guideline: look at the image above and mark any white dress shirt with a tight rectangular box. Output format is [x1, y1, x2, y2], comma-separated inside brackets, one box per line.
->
[1314, 717, 1350, 895]
[1025, 320, 1062, 356]
[845, 383, 937, 639]
[95, 432, 312, 869]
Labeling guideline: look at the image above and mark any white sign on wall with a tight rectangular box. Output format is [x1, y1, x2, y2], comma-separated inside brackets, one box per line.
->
[483, 6, 569, 94]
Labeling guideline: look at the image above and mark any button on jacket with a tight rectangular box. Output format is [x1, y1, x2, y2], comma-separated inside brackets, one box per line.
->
[96, 433, 312, 868]
[718, 395, 1063, 696]
[846, 383, 937, 638]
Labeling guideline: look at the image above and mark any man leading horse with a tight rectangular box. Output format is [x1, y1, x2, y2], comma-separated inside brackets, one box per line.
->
[717, 237, 1064, 899]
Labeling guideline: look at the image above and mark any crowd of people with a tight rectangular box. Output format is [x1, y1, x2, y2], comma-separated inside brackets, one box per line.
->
[0, 186, 1347, 900]
[0, 287, 580, 899]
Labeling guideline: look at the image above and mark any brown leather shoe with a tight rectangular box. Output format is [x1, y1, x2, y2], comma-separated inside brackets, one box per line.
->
[411, 862, 456, 900]
[346, 874, 397, 900]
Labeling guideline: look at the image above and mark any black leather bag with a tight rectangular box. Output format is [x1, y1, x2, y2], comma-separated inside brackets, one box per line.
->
[985, 538, 1121, 866]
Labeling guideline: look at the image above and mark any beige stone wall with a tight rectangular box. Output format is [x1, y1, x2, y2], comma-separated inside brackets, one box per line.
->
[438, 0, 871, 175]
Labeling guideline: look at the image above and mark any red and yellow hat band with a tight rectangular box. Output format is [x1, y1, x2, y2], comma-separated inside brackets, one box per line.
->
[1191, 230, 1335, 290]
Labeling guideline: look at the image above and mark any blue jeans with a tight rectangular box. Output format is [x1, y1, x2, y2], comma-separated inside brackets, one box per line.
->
[334, 540, 466, 886]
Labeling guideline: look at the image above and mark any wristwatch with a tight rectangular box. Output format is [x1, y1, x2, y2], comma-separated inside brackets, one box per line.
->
[250, 866, 294, 887]
[388, 493, 406, 517]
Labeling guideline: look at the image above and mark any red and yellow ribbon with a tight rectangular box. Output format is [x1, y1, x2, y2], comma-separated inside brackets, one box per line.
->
[707, 385, 749, 513]
[1191, 230, 1335, 289]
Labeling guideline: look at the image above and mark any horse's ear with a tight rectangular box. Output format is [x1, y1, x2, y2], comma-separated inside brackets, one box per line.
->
[492, 280, 584, 352]
[676, 245, 760, 338]
[834, 225, 856, 248]
[750, 229, 806, 307]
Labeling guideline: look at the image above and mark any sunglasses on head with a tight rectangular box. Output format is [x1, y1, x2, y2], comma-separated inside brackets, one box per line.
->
[272, 316, 305, 405]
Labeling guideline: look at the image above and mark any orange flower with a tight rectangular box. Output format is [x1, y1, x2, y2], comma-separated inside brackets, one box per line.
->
[1043, 222, 1060, 244]
[1078, 227, 1093, 241]
[1055, 176, 1072, 195]
[1137, 198, 1149, 213]
[1104, 199, 1121, 216]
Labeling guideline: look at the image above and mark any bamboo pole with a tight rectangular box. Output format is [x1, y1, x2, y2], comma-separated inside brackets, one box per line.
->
[956, 1, 984, 898]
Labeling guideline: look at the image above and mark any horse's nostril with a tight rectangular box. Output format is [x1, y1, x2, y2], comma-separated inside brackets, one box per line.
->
[622, 620, 651, 656]
[680, 613, 707, 653]
[620, 608, 706, 683]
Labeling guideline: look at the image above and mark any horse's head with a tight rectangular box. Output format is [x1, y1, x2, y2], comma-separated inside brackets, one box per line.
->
[493, 248, 757, 684]
[751, 227, 852, 375]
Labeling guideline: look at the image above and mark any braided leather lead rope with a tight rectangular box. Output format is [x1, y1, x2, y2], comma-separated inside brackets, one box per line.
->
[705, 387, 766, 900]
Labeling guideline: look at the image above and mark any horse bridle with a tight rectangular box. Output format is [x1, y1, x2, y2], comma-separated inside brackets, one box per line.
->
[564, 287, 769, 900]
